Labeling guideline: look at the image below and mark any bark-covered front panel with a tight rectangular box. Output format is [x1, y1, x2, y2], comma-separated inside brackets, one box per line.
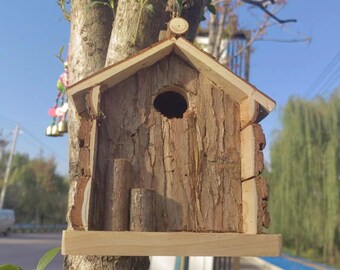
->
[95, 55, 242, 232]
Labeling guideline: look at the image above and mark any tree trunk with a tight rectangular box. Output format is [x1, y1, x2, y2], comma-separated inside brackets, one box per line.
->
[65, 1, 113, 269]
[182, 1, 207, 41]
[65, 0, 206, 269]
[105, 0, 168, 65]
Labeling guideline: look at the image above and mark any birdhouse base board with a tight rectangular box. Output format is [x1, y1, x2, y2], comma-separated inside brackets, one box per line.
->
[62, 231, 282, 257]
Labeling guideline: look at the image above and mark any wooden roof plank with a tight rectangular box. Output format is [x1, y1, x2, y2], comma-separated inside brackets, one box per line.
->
[68, 38, 176, 97]
[62, 231, 282, 257]
[68, 37, 275, 116]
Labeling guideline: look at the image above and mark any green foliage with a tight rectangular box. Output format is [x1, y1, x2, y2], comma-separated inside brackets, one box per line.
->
[1, 153, 68, 224]
[131, 0, 154, 44]
[36, 247, 61, 270]
[0, 265, 22, 270]
[57, 0, 71, 22]
[137, 0, 154, 14]
[144, 4, 155, 15]
[54, 46, 66, 65]
[90, 0, 115, 11]
[200, 0, 216, 21]
[269, 89, 340, 265]
[206, 0, 216, 15]
[176, 0, 183, 16]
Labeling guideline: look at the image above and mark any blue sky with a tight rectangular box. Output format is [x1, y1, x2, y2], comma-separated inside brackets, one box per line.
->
[0, 1, 340, 175]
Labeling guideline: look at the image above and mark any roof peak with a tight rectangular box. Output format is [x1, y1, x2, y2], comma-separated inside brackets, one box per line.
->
[68, 37, 275, 116]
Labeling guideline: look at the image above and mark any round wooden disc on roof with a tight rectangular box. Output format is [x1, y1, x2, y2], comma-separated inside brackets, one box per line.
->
[169, 17, 189, 36]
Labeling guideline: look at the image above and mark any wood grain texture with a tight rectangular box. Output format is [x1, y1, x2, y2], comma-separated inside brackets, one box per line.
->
[241, 124, 265, 180]
[174, 38, 276, 112]
[104, 159, 132, 231]
[254, 123, 266, 150]
[240, 96, 259, 130]
[130, 188, 156, 232]
[62, 231, 282, 257]
[70, 176, 91, 230]
[69, 117, 93, 230]
[256, 176, 270, 232]
[69, 38, 276, 117]
[169, 18, 189, 36]
[65, 1, 113, 267]
[105, 0, 168, 66]
[68, 39, 176, 97]
[242, 179, 258, 234]
[94, 55, 242, 232]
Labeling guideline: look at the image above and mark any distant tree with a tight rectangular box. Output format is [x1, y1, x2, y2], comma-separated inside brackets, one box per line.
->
[3, 153, 68, 225]
[0, 131, 8, 165]
[269, 90, 340, 265]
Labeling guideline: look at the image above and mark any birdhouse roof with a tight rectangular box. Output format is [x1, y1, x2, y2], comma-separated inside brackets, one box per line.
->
[68, 37, 275, 116]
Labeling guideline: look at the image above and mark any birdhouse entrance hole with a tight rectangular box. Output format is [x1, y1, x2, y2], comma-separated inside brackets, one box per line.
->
[153, 91, 188, 119]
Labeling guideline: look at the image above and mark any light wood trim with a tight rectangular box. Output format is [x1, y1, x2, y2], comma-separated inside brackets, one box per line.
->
[68, 38, 176, 98]
[253, 91, 276, 114]
[62, 231, 282, 257]
[90, 85, 101, 116]
[242, 178, 258, 234]
[71, 90, 88, 115]
[241, 125, 255, 180]
[89, 120, 98, 182]
[240, 96, 259, 130]
[81, 180, 91, 229]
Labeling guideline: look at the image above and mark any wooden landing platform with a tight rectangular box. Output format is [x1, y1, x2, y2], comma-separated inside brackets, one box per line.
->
[62, 231, 282, 257]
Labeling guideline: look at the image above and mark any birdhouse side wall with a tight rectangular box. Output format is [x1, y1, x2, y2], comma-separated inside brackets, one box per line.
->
[93, 55, 242, 232]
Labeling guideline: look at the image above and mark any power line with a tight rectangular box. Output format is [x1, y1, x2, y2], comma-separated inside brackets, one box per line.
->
[0, 114, 68, 164]
[0, 116, 18, 130]
[0, 125, 20, 208]
[317, 67, 340, 98]
[305, 51, 340, 99]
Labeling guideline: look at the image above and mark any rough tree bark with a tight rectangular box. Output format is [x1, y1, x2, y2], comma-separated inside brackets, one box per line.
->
[105, 0, 168, 65]
[65, 0, 113, 268]
[65, 1, 206, 269]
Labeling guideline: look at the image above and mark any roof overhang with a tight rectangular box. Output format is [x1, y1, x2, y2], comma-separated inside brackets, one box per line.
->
[68, 37, 275, 116]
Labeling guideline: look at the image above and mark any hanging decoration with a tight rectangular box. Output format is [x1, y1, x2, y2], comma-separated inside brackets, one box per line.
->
[46, 47, 69, 137]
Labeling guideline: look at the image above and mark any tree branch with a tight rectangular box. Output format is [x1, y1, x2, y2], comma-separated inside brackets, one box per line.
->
[213, 2, 229, 59]
[57, 0, 71, 22]
[241, 0, 297, 24]
[257, 37, 312, 43]
[221, 15, 272, 64]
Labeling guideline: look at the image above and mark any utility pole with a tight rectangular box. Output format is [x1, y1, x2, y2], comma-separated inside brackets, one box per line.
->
[0, 125, 20, 209]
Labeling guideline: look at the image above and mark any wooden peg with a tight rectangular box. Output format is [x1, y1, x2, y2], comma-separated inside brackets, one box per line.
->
[130, 188, 156, 232]
[104, 159, 132, 231]
[169, 17, 189, 37]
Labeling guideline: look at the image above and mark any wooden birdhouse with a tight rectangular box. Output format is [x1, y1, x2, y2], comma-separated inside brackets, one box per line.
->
[62, 34, 281, 257]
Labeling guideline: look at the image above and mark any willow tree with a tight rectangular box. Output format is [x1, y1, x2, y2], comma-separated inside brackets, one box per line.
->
[60, 0, 298, 269]
[269, 91, 340, 264]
